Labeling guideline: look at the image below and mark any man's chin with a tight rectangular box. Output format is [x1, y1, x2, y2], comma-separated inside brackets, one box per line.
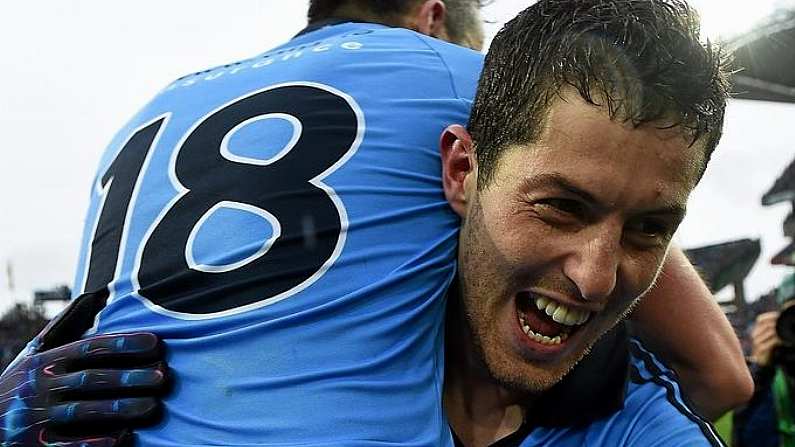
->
[483, 351, 584, 395]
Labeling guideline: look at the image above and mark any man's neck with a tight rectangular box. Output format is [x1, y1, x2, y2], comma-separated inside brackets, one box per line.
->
[444, 308, 529, 447]
[325, 4, 405, 29]
[444, 372, 525, 447]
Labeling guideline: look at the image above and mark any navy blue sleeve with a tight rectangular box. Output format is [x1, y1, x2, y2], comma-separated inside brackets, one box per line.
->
[623, 339, 726, 447]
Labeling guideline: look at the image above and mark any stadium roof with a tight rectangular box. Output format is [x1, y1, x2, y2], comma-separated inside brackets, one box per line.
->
[729, 10, 795, 104]
[684, 238, 761, 292]
[762, 156, 795, 205]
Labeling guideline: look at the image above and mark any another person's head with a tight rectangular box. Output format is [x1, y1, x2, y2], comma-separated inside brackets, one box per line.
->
[307, 0, 487, 50]
[441, 0, 729, 395]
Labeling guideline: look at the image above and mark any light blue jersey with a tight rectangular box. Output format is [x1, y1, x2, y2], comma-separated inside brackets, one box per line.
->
[514, 340, 725, 447]
[71, 22, 483, 446]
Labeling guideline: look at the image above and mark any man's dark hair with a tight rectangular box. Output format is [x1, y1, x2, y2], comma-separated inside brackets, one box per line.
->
[307, 1, 419, 23]
[307, 1, 489, 46]
[468, 0, 731, 187]
[445, 1, 491, 46]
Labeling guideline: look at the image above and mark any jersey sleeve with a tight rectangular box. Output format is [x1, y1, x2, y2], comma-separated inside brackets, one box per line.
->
[519, 339, 727, 446]
[622, 339, 727, 447]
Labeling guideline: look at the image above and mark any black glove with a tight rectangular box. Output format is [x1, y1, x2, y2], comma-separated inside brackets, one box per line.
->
[0, 291, 168, 446]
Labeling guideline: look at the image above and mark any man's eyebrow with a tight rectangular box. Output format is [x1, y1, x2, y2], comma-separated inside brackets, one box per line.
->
[521, 173, 599, 204]
[647, 204, 688, 223]
[521, 173, 688, 219]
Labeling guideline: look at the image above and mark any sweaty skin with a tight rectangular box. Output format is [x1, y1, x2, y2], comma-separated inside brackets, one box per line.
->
[442, 91, 714, 446]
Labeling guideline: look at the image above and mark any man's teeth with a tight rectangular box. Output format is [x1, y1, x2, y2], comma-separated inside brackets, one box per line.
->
[535, 297, 590, 326]
[519, 315, 568, 345]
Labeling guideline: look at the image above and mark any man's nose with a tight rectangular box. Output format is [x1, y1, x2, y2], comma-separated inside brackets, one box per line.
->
[562, 226, 622, 303]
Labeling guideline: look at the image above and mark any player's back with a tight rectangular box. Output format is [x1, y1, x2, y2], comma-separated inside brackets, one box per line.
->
[72, 22, 483, 446]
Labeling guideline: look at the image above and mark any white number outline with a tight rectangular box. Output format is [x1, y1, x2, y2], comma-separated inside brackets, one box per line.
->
[130, 82, 365, 320]
[185, 201, 282, 273]
[220, 113, 302, 166]
[78, 113, 171, 301]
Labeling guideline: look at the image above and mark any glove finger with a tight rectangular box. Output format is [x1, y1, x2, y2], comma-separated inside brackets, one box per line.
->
[41, 436, 126, 447]
[39, 333, 162, 374]
[48, 366, 167, 398]
[37, 430, 133, 447]
[0, 428, 130, 447]
[37, 290, 109, 352]
[48, 397, 161, 428]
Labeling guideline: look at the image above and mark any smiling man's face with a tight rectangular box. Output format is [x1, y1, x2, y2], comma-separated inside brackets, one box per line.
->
[451, 91, 705, 393]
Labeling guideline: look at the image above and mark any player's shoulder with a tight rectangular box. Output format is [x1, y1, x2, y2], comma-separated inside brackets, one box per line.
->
[408, 30, 485, 65]
[409, 32, 484, 97]
[158, 23, 483, 102]
[305, 24, 485, 99]
[300, 24, 485, 82]
[623, 339, 726, 446]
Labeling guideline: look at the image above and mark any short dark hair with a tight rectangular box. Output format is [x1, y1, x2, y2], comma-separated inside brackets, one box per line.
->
[307, 1, 419, 24]
[444, 0, 488, 46]
[307, 1, 490, 45]
[468, 0, 730, 187]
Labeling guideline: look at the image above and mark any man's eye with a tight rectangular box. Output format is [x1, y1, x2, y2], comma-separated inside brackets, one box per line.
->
[537, 198, 584, 216]
[626, 218, 674, 244]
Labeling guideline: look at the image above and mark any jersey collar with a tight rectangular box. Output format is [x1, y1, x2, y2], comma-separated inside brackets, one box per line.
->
[294, 18, 392, 38]
[287, 19, 393, 48]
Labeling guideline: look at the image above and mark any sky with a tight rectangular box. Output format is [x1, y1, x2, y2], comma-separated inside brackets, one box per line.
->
[0, 1, 793, 314]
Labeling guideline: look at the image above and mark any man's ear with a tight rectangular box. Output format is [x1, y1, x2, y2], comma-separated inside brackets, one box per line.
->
[413, 0, 448, 38]
[440, 124, 476, 218]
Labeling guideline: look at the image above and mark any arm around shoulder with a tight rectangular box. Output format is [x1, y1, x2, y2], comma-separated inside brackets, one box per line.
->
[629, 246, 753, 420]
[623, 339, 728, 447]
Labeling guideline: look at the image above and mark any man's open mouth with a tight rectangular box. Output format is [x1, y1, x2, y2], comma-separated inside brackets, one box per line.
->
[515, 292, 592, 346]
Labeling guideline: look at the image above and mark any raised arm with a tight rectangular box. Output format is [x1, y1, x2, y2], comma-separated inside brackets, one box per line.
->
[629, 246, 753, 420]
